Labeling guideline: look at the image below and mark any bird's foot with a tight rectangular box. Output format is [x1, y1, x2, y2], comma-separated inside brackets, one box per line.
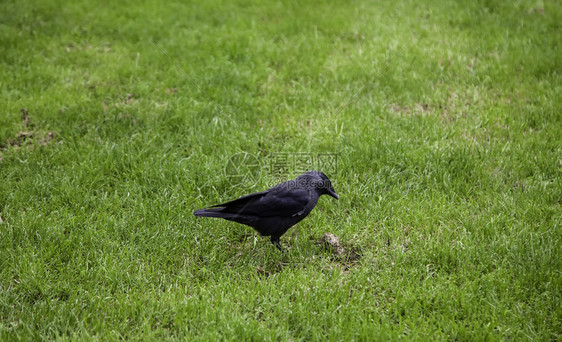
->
[271, 238, 285, 252]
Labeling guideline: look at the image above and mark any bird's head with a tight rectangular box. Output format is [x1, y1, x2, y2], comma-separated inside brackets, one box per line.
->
[302, 170, 339, 200]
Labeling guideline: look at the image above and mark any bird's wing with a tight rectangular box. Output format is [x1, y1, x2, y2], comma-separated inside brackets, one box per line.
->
[211, 187, 310, 217]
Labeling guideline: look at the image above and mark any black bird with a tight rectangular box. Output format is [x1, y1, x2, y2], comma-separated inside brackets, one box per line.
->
[194, 170, 338, 251]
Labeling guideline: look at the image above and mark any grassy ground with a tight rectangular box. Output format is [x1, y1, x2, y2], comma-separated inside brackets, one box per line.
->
[1, 0, 560, 340]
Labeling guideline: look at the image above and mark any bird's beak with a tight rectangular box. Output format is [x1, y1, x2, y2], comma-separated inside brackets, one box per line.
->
[327, 188, 339, 200]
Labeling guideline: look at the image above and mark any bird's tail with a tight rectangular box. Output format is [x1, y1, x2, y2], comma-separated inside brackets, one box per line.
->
[193, 208, 225, 218]
[194, 208, 255, 226]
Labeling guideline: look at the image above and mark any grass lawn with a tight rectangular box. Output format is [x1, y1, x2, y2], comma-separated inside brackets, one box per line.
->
[1, 0, 561, 340]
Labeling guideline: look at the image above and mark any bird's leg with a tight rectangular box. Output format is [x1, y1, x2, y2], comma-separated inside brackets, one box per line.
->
[270, 236, 285, 252]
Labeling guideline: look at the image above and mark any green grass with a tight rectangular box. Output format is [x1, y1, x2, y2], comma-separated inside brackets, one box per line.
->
[1, 0, 561, 340]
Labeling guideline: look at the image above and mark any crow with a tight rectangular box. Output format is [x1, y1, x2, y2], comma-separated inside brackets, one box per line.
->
[194, 170, 338, 251]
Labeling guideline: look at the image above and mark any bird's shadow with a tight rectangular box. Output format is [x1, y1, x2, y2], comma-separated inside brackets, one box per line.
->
[224, 231, 362, 277]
